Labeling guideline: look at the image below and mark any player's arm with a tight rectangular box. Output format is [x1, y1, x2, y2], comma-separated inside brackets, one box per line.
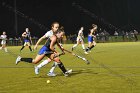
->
[22, 32, 26, 37]
[34, 35, 46, 50]
[29, 36, 33, 45]
[5, 36, 8, 40]
[56, 43, 65, 54]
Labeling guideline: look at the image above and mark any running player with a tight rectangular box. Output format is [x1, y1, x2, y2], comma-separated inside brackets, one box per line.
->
[86, 24, 97, 52]
[34, 23, 65, 76]
[71, 27, 88, 54]
[0, 31, 8, 52]
[16, 26, 72, 77]
[20, 28, 33, 52]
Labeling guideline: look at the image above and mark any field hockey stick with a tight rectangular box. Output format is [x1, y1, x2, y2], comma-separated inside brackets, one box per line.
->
[63, 49, 90, 64]
[58, 43, 90, 64]
[30, 39, 34, 51]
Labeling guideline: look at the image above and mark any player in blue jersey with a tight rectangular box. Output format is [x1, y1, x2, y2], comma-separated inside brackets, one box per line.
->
[20, 28, 33, 52]
[86, 24, 97, 52]
[34, 25, 67, 76]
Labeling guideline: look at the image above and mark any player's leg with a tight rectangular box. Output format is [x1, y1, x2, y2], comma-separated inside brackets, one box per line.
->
[85, 42, 92, 52]
[53, 56, 72, 76]
[15, 54, 45, 65]
[81, 40, 88, 54]
[34, 46, 53, 74]
[20, 42, 26, 52]
[0, 41, 4, 50]
[34, 58, 51, 75]
[71, 38, 79, 51]
[89, 41, 96, 50]
[3, 44, 8, 52]
[47, 62, 58, 76]
[27, 42, 32, 51]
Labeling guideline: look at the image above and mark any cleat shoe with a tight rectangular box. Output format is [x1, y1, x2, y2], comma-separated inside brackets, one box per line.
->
[85, 48, 89, 52]
[64, 69, 72, 77]
[15, 56, 21, 65]
[84, 51, 88, 54]
[34, 66, 39, 75]
[64, 72, 69, 77]
[67, 69, 72, 74]
[71, 47, 74, 51]
[47, 72, 56, 77]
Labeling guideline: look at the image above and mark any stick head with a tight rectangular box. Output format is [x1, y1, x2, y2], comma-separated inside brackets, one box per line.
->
[86, 61, 90, 65]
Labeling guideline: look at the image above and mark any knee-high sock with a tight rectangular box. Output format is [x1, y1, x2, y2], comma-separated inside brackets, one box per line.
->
[82, 44, 85, 50]
[57, 62, 67, 73]
[49, 62, 58, 73]
[4, 48, 8, 52]
[36, 60, 49, 68]
[21, 58, 33, 63]
[73, 44, 78, 48]
[89, 45, 95, 50]
[20, 46, 25, 51]
[29, 46, 32, 51]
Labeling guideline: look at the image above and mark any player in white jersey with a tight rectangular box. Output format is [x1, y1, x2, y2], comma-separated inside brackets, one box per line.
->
[0, 31, 8, 52]
[71, 27, 88, 54]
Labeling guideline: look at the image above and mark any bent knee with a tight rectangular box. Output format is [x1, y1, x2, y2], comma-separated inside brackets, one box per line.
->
[47, 58, 52, 62]
[53, 58, 60, 62]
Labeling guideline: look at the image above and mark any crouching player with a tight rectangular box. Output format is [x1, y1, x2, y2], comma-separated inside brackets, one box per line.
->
[16, 30, 72, 76]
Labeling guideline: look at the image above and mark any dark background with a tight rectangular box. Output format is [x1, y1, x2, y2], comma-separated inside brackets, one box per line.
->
[0, 0, 140, 37]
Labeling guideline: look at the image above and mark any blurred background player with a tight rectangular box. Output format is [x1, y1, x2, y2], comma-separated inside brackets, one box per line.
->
[71, 27, 88, 54]
[16, 30, 72, 76]
[20, 28, 33, 52]
[86, 24, 97, 52]
[0, 31, 8, 52]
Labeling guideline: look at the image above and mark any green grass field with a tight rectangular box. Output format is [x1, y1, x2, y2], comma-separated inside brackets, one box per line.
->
[0, 42, 140, 93]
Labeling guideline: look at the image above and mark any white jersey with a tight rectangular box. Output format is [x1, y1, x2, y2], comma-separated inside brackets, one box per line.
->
[44, 30, 54, 38]
[78, 30, 83, 37]
[77, 30, 84, 41]
[1, 35, 7, 44]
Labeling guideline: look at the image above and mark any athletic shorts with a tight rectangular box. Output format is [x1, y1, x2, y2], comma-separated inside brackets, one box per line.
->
[38, 45, 53, 55]
[24, 42, 31, 46]
[24, 39, 30, 42]
[1, 40, 6, 45]
[76, 37, 83, 42]
[88, 36, 94, 42]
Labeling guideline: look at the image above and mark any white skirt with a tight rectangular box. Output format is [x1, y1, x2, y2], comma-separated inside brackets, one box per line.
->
[1, 40, 6, 45]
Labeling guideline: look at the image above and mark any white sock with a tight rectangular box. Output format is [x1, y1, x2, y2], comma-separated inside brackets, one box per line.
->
[82, 44, 85, 50]
[4, 48, 8, 52]
[49, 62, 58, 73]
[0, 47, 2, 50]
[37, 60, 49, 68]
[73, 44, 78, 48]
